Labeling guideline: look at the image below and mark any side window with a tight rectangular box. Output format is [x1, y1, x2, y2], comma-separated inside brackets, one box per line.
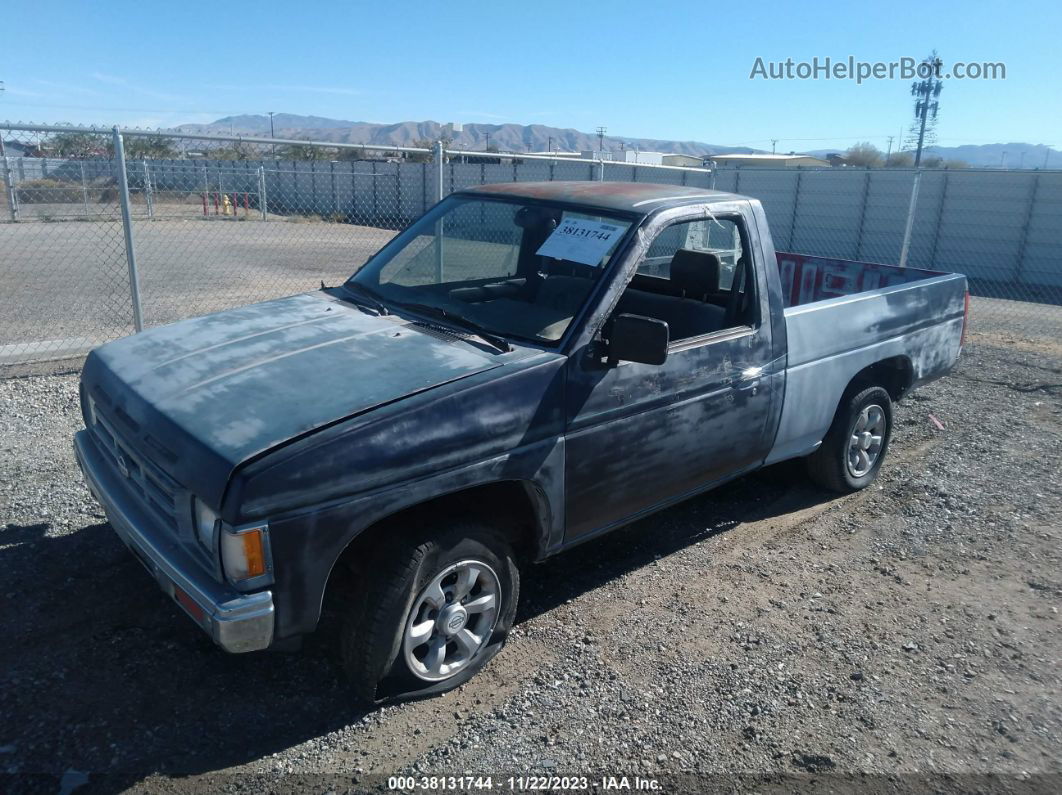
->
[620, 215, 755, 342]
[638, 218, 744, 289]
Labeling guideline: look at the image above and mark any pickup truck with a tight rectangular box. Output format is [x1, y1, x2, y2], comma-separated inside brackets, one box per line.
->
[73, 181, 969, 703]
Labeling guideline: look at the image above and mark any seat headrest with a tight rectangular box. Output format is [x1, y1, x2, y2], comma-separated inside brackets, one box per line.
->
[669, 249, 721, 297]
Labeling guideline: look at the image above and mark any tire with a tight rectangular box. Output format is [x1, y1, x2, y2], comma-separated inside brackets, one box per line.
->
[339, 520, 519, 706]
[806, 385, 893, 493]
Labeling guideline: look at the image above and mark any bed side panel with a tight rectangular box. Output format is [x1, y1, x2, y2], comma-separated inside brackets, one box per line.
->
[766, 274, 966, 464]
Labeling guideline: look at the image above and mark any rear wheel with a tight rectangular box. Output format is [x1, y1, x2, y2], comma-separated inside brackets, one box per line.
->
[806, 385, 893, 493]
[339, 521, 519, 705]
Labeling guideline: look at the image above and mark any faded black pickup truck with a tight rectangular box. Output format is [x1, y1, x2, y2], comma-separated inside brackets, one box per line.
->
[74, 182, 968, 702]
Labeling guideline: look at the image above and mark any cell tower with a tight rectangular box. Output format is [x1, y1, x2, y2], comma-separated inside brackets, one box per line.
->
[908, 52, 944, 167]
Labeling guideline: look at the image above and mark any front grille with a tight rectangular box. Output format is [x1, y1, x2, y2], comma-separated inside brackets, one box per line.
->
[91, 410, 186, 533]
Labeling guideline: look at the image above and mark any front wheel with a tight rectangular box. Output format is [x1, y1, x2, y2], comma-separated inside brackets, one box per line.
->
[806, 385, 893, 493]
[339, 521, 519, 705]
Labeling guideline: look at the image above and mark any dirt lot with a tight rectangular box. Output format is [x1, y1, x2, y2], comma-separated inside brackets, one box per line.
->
[0, 301, 1059, 794]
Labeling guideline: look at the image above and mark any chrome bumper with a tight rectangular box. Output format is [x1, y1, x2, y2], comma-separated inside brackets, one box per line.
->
[73, 430, 274, 653]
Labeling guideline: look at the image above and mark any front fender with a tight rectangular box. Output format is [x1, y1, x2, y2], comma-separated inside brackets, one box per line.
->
[264, 436, 564, 640]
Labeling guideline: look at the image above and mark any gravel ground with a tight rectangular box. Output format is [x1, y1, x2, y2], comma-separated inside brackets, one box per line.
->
[0, 324, 1060, 794]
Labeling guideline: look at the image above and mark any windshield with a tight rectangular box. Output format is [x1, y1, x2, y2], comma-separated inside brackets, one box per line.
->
[345, 196, 634, 345]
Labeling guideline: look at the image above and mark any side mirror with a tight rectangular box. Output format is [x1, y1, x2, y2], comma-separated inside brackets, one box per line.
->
[609, 313, 669, 365]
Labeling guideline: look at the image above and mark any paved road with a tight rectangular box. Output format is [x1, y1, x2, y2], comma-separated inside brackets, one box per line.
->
[0, 218, 395, 364]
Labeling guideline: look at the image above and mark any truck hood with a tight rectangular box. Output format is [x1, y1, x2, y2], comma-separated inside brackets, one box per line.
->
[81, 291, 502, 508]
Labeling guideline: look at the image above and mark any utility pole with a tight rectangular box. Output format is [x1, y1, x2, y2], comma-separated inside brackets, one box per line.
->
[1000, 151, 1008, 169]
[547, 136, 552, 153]
[268, 111, 276, 158]
[909, 53, 943, 167]
[771, 139, 778, 154]
[596, 126, 607, 152]
[485, 132, 490, 151]
[885, 136, 894, 166]
[1044, 148, 1051, 169]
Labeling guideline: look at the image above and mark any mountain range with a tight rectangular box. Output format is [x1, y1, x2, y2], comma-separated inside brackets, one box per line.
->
[176, 114, 759, 157]
[175, 114, 1060, 168]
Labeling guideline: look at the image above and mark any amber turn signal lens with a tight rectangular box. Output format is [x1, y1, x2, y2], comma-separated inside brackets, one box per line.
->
[241, 530, 266, 578]
[220, 526, 269, 582]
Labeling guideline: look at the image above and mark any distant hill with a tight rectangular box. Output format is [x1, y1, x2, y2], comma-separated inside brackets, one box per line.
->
[175, 114, 1059, 168]
[176, 114, 760, 157]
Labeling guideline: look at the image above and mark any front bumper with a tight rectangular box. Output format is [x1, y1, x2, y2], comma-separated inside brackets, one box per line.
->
[73, 430, 274, 652]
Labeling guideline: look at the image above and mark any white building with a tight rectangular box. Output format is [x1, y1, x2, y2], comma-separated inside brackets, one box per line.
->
[706, 153, 831, 168]
[661, 153, 707, 168]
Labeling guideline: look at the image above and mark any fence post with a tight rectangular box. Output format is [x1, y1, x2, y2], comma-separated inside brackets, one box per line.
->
[433, 141, 446, 282]
[112, 127, 144, 332]
[1014, 173, 1041, 286]
[1, 150, 18, 221]
[853, 168, 871, 260]
[898, 170, 922, 269]
[434, 140, 446, 202]
[597, 157, 605, 181]
[787, 169, 802, 250]
[80, 161, 91, 216]
[258, 165, 268, 219]
[142, 160, 154, 219]
[330, 160, 338, 217]
[927, 171, 950, 266]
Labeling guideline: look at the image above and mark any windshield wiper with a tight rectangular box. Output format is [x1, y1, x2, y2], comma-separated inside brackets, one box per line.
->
[391, 302, 512, 353]
[341, 282, 390, 316]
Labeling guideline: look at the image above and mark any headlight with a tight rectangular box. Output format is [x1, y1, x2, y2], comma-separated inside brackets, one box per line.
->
[193, 499, 219, 549]
[221, 524, 270, 584]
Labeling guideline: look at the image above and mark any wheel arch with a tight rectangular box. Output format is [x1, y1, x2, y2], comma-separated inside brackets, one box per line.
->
[845, 355, 914, 403]
[318, 479, 546, 633]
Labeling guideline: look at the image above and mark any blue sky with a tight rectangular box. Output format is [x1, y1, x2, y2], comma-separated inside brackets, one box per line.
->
[2, 0, 1059, 150]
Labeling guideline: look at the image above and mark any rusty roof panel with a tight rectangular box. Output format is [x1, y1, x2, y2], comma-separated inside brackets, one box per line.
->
[458, 181, 741, 214]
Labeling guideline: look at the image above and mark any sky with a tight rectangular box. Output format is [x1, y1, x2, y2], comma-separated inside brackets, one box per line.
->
[1, 0, 1060, 151]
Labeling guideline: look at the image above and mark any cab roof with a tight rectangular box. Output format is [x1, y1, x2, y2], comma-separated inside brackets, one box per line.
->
[458, 181, 743, 215]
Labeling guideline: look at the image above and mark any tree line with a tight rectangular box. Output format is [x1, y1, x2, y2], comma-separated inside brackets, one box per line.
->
[842, 141, 968, 169]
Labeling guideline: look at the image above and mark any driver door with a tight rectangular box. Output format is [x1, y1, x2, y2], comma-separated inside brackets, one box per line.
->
[563, 207, 779, 541]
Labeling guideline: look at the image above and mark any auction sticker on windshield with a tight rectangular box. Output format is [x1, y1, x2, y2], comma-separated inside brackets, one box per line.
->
[536, 217, 626, 266]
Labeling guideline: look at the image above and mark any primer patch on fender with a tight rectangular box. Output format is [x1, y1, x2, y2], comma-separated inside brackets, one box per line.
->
[536, 217, 626, 266]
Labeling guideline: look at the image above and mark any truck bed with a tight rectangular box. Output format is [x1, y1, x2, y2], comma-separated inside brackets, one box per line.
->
[766, 252, 968, 465]
[776, 252, 949, 309]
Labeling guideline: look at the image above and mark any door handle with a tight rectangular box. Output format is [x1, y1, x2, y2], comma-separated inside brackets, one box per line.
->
[736, 365, 763, 395]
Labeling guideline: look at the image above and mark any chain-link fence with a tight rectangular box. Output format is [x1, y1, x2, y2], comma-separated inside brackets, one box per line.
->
[2, 122, 1060, 371]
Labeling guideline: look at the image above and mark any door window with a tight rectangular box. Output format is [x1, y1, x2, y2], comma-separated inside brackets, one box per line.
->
[621, 216, 755, 341]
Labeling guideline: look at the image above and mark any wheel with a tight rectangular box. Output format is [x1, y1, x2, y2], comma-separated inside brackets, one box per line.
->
[806, 385, 893, 493]
[339, 521, 519, 705]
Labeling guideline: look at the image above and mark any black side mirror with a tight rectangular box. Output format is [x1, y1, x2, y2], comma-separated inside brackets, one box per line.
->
[609, 313, 669, 365]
